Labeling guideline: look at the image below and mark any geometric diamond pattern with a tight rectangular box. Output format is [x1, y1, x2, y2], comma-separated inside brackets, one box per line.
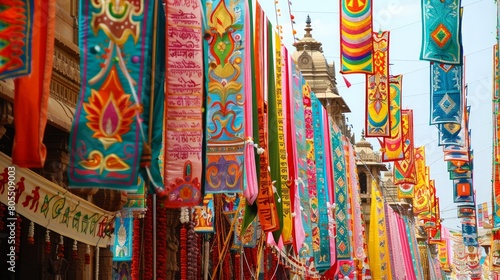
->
[439, 93, 456, 115]
[431, 23, 451, 48]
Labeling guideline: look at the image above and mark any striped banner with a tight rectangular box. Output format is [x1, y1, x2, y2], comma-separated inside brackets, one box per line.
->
[340, 0, 373, 74]
[365, 31, 390, 137]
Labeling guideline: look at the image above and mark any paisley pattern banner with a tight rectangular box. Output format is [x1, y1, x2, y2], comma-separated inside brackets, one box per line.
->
[430, 62, 462, 124]
[368, 181, 393, 279]
[303, 83, 320, 261]
[365, 31, 390, 137]
[339, 0, 373, 74]
[312, 93, 330, 270]
[163, 0, 203, 205]
[0, 0, 34, 79]
[394, 109, 417, 186]
[420, 0, 463, 64]
[203, 0, 246, 193]
[332, 122, 351, 259]
[69, 0, 154, 189]
[381, 75, 404, 162]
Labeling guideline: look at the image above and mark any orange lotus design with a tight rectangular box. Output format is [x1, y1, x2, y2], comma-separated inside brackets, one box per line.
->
[79, 150, 130, 174]
[83, 66, 137, 149]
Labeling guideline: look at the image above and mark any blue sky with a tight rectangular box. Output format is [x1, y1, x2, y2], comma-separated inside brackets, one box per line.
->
[260, 0, 497, 231]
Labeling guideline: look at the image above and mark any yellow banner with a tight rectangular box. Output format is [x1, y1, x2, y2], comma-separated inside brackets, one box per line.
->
[0, 152, 115, 247]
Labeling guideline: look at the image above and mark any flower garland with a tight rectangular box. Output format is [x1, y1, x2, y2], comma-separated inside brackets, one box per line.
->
[85, 245, 90, 265]
[212, 238, 219, 278]
[131, 217, 141, 280]
[72, 240, 78, 260]
[223, 247, 231, 280]
[57, 235, 64, 259]
[27, 221, 34, 245]
[264, 245, 270, 280]
[156, 202, 167, 280]
[180, 207, 189, 280]
[197, 234, 203, 280]
[45, 229, 51, 254]
[187, 220, 197, 279]
[144, 197, 153, 280]
[234, 252, 241, 280]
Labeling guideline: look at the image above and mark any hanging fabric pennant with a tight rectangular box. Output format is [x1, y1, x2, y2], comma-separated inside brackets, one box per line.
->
[268, 26, 285, 244]
[386, 206, 406, 279]
[420, 0, 463, 64]
[430, 62, 462, 124]
[162, 0, 203, 205]
[312, 93, 330, 271]
[69, 0, 154, 189]
[438, 227, 452, 272]
[404, 215, 425, 279]
[365, 31, 390, 137]
[494, 44, 500, 100]
[396, 213, 418, 278]
[325, 116, 338, 266]
[0, 0, 34, 79]
[394, 109, 417, 186]
[368, 181, 393, 280]
[448, 160, 472, 180]
[332, 123, 351, 261]
[113, 213, 133, 261]
[339, 0, 373, 74]
[253, 2, 279, 232]
[381, 75, 404, 162]
[412, 147, 428, 211]
[302, 82, 321, 264]
[278, 44, 292, 245]
[438, 122, 464, 146]
[454, 178, 474, 203]
[203, 0, 247, 193]
[291, 67, 313, 258]
[192, 194, 215, 233]
[12, 0, 55, 168]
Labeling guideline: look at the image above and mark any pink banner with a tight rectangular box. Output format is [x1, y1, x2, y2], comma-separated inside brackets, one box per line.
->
[163, 0, 203, 207]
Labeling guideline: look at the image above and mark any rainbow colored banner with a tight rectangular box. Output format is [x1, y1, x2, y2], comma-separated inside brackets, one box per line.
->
[69, 0, 154, 189]
[0, 0, 34, 79]
[420, 0, 463, 64]
[339, 0, 373, 74]
[365, 31, 390, 137]
[381, 75, 404, 162]
[203, 0, 246, 193]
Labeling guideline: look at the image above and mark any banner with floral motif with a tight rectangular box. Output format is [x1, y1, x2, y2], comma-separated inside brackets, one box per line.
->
[69, 0, 154, 190]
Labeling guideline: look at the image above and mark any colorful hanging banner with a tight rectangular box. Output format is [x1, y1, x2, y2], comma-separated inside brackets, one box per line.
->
[312, 93, 330, 271]
[0, 0, 34, 79]
[192, 194, 215, 233]
[339, 0, 373, 74]
[454, 178, 474, 203]
[381, 75, 404, 162]
[12, 0, 55, 168]
[386, 206, 405, 279]
[394, 109, 417, 187]
[325, 116, 338, 266]
[412, 147, 428, 212]
[483, 202, 490, 227]
[292, 68, 313, 258]
[69, 0, 154, 189]
[492, 229, 500, 267]
[494, 44, 500, 100]
[438, 122, 465, 147]
[332, 123, 351, 260]
[113, 214, 133, 261]
[303, 82, 320, 262]
[0, 152, 115, 247]
[478, 203, 484, 228]
[163, 0, 203, 205]
[420, 0, 463, 64]
[365, 31, 390, 137]
[233, 196, 257, 248]
[368, 181, 393, 279]
[268, 27, 285, 244]
[203, 0, 246, 193]
[430, 62, 462, 124]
